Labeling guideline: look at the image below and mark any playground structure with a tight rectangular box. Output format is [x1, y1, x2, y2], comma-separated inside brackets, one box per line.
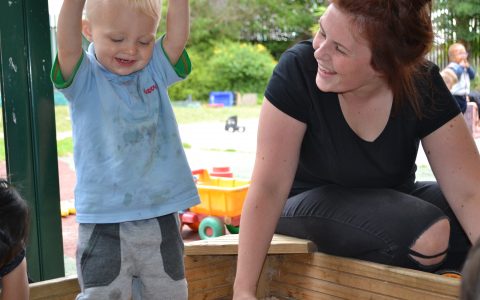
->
[180, 168, 250, 239]
[30, 234, 461, 299]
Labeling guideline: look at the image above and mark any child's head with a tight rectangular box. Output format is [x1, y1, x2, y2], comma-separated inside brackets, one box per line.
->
[0, 179, 29, 268]
[85, 0, 162, 22]
[461, 239, 480, 300]
[82, 0, 162, 76]
[440, 68, 458, 90]
[448, 43, 468, 65]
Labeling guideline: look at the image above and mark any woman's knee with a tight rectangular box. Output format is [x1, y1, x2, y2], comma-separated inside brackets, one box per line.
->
[409, 218, 450, 267]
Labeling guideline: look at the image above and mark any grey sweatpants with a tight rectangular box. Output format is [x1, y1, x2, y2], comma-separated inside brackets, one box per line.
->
[75, 213, 187, 300]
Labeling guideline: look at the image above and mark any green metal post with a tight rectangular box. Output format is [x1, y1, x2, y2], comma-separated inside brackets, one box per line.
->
[0, 0, 65, 281]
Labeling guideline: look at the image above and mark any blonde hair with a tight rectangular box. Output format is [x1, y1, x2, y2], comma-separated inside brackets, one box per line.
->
[440, 68, 458, 90]
[85, 0, 162, 22]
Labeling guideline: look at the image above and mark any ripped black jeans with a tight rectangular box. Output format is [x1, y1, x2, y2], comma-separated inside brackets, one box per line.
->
[275, 181, 471, 272]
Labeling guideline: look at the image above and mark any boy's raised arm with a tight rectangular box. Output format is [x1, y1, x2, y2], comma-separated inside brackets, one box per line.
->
[162, 0, 189, 64]
[56, 0, 86, 80]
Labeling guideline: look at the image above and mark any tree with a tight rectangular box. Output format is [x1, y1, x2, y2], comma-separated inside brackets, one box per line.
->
[182, 0, 326, 58]
[433, 0, 480, 52]
[168, 41, 276, 101]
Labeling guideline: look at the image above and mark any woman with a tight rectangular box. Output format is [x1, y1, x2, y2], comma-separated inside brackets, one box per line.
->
[233, 0, 480, 298]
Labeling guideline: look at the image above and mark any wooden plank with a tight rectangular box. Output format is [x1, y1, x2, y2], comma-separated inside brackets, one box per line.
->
[274, 260, 455, 300]
[185, 255, 236, 299]
[189, 285, 232, 300]
[185, 234, 317, 255]
[272, 267, 394, 300]
[27, 251, 459, 300]
[287, 253, 459, 297]
[270, 282, 344, 300]
[274, 253, 459, 299]
[186, 256, 236, 282]
[29, 276, 80, 300]
[185, 254, 236, 269]
[188, 273, 233, 291]
[256, 254, 277, 299]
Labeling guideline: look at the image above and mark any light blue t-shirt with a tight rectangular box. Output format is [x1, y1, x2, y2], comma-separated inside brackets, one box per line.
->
[51, 40, 200, 223]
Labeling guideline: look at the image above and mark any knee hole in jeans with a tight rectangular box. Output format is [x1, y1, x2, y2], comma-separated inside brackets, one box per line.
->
[409, 218, 450, 267]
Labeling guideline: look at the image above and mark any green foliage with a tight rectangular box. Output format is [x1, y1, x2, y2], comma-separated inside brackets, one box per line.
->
[472, 75, 480, 91]
[185, 0, 325, 55]
[433, 0, 480, 56]
[309, 5, 328, 36]
[262, 40, 297, 61]
[169, 48, 217, 101]
[236, 0, 319, 42]
[169, 41, 276, 101]
[208, 42, 276, 94]
[159, 1, 329, 100]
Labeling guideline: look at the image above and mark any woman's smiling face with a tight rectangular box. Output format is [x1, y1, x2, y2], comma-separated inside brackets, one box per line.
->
[312, 3, 382, 94]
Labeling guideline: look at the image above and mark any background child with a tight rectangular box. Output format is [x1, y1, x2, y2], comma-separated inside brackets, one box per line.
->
[447, 43, 476, 113]
[51, 0, 199, 298]
[0, 179, 29, 300]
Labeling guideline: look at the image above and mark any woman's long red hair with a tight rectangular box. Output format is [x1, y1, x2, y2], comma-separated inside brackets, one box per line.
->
[331, 0, 434, 117]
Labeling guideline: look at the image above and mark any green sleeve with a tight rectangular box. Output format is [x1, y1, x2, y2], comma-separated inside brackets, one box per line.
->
[50, 52, 84, 89]
[160, 35, 192, 79]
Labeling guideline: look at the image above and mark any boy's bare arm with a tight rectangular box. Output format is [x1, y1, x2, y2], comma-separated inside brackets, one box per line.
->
[57, 0, 86, 80]
[163, 0, 189, 64]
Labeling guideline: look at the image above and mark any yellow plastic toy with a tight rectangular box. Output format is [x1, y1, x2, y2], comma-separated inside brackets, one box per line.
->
[60, 201, 76, 217]
[181, 169, 250, 239]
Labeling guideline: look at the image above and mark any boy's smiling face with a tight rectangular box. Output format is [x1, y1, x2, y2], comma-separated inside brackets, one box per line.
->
[82, 1, 160, 76]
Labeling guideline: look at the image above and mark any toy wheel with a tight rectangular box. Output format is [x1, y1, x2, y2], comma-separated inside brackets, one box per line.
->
[199, 217, 225, 239]
[225, 224, 239, 234]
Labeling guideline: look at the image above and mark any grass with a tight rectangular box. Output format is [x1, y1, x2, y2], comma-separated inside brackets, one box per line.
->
[55, 106, 72, 132]
[0, 104, 262, 160]
[56, 137, 74, 157]
[172, 103, 261, 124]
[54, 104, 262, 131]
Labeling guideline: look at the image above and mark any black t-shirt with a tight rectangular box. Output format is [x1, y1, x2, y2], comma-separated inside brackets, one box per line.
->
[265, 40, 460, 196]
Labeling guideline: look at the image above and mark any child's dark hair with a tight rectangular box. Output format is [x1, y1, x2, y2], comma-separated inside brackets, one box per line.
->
[461, 239, 480, 300]
[0, 179, 29, 268]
